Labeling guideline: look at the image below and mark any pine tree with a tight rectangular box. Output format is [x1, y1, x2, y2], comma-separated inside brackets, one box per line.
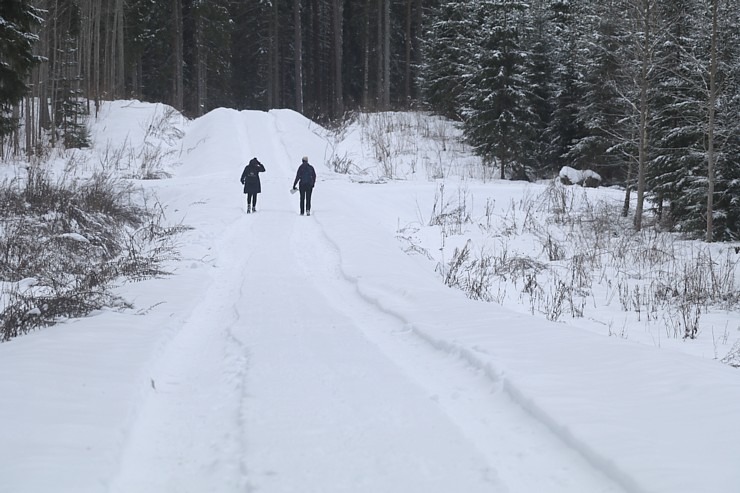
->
[0, 0, 43, 137]
[647, 0, 705, 230]
[418, 0, 477, 120]
[649, 0, 740, 239]
[705, 0, 740, 240]
[565, 2, 628, 184]
[461, 0, 533, 179]
[537, 0, 582, 175]
[190, 0, 234, 114]
[48, 1, 90, 148]
[125, 0, 175, 103]
[521, 0, 554, 174]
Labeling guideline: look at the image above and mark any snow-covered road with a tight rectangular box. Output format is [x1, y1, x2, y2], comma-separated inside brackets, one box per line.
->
[2, 104, 739, 493]
[108, 110, 625, 492]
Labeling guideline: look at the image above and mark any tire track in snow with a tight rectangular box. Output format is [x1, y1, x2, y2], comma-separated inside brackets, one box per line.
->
[254, 109, 626, 490]
[109, 110, 295, 492]
[298, 213, 627, 493]
[231, 206, 505, 492]
[109, 211, 256, 493]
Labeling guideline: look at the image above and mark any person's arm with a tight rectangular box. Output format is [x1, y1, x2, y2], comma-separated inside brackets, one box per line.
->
[311, 166, 317, 186]
[240, 166, 248, 184]
[258, 162, 266, 172]
[293, 168, 300, 189]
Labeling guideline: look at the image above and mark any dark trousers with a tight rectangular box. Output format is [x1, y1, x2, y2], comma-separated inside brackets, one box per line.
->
[299, 187, 313, 214]
[246, 193, 257, 208]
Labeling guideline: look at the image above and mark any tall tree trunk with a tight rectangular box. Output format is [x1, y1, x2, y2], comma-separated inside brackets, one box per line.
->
[362, 0, 371, 108]
[414, 0, 422, 100]
[12, 105, 20, 155]
[376, 0, 383, 109]
[172, 0, 184, 110]
[332, 0, 343, 118]
[311, 0, 323, 115]
[274, 1, 281, 108]
[115, 0, 124, 98]
[267, 0, 280, 108]
[622, 157, 634, 217]
[38, 25, 51, 133]
[196, 7, 207, 116]
[404, 0, 412, 104]
[92, 0, 101, 112]
[294, 0, 304, 113]
[80, 0, 91, 113]
[633, 0, 652, 232]
[25, 85, 34, 155]
[382, 0, 391, 109]
[49, 0, 59, 145]
[705, 0, 718, 242]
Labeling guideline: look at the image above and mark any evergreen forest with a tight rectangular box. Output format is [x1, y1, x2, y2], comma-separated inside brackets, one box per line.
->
[1, 0, 739, 240]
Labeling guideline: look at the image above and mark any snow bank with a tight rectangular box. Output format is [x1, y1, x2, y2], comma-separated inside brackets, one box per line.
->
[315, 177, 740, 493]
[560, 166, 602, 187]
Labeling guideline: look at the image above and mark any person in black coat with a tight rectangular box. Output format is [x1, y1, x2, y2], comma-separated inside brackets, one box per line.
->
[292, 156, 316, 216]
[240, 157, 266, 213]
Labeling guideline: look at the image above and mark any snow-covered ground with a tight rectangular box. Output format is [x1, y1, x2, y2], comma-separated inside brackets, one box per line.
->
[1, 101, 739, 493]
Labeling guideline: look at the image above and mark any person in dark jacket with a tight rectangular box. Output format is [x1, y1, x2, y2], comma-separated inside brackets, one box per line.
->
[240, 157, 266, 213]
[292, 156, 316, 216]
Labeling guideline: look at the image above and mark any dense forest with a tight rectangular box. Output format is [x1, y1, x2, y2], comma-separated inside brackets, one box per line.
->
[1, 0, 739, 240]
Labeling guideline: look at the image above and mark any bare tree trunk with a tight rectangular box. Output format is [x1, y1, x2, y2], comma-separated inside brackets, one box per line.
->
[332, 0, 343, 118]
[79, 0, 90, 112]
[106, 0, 125, 98]
[171, 0, 184, 110]
[104, 0, 114, 97]
[49, 0, 59, 145]
[92, 0, 101, 112]
[273, 0, 281, 108]
[37, 19, 50, 134]
[632, 0, 652, 232]
[294, 0, 304, 113]
[266, 0, 280, 108]
[622, 158, 634, 217]
[362, 0, 371, 108]
[382, 0, 391, 109]
[115, 0, 124, 98]
[414, 0, 422, 99]
[404, 0, 412, 105]
[705, 0, 718, 242]
[196, 7, 207, 116]
[310, 0, 324, 115]
[25, 90, 33, 155]
[376, 0, 383, 109]
[12, 105, 20, 155]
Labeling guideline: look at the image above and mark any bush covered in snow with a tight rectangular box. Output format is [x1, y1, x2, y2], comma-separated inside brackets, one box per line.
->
[0, 168, 185, 341]
[559, 166, 602, 188]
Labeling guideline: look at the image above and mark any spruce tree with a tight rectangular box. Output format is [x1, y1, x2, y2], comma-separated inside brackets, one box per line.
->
[648, 0, 705, 230]
[0, 0, 42, 137]
[461, 0, 533, 179]
[566, 2, 631, 184]
[652, 0, 740, 239]
[418, 0, 477, 120]
[522, 0, 554, 175]
[539, 0, 582, 175]
[705, 0, 740, 239]
[189, 0, 234, 113]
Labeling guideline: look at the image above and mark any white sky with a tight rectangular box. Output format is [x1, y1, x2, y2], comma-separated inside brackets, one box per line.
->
[0, 101, 739, 493]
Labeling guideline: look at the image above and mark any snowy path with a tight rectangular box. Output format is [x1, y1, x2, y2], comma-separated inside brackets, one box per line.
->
[109, 111, 625, 492]
[4, 105, 738, 493]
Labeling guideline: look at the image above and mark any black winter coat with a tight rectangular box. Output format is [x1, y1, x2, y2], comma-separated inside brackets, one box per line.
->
[241, 158, 266, 194]
[293, 162, 316, 190]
